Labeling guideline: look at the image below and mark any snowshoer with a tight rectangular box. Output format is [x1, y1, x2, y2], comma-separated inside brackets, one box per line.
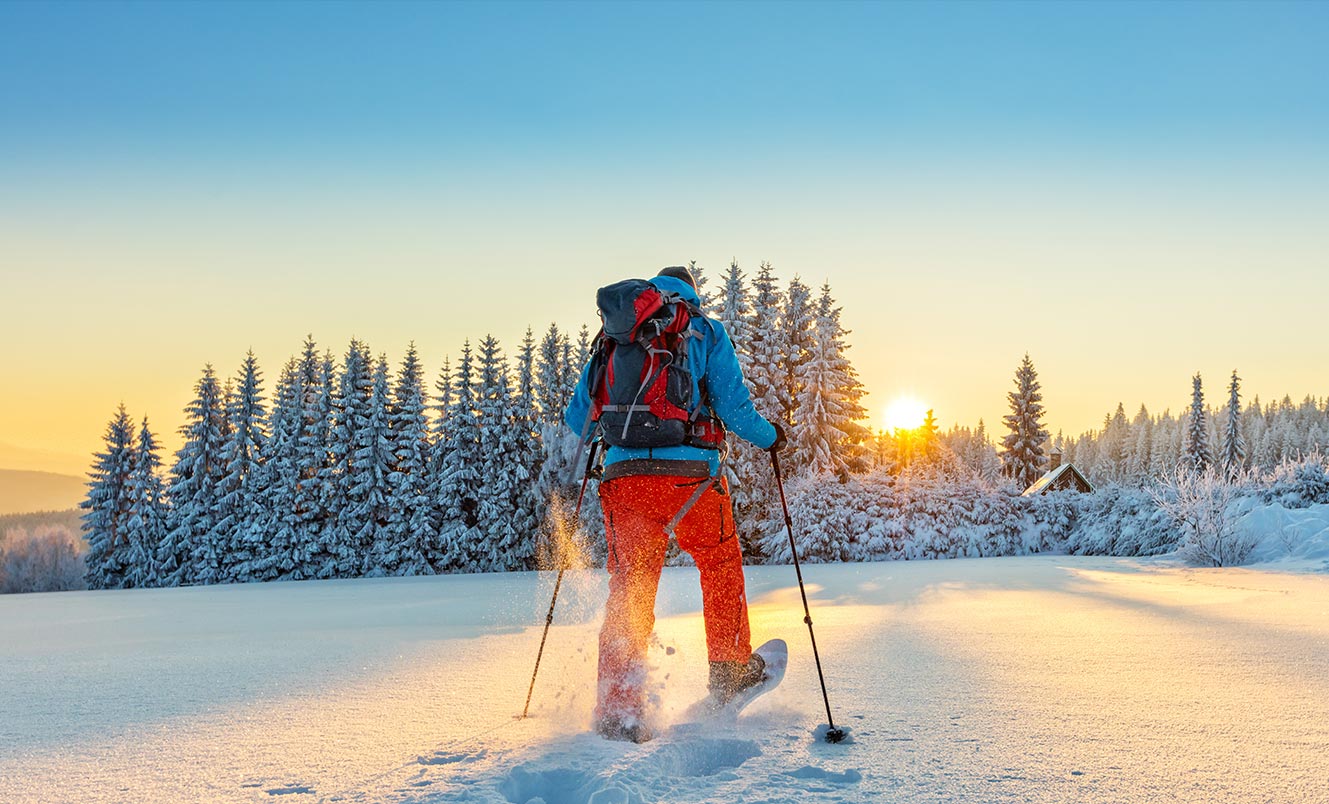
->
[564, 265, 786, 743]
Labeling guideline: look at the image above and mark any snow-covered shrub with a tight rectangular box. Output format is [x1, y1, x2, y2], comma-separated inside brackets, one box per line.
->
[761, 469, 1069, 564]
[1021, 491, 1078, 552]
[0, 525, 87, 594]
[1063, 484, 1175, 557]
[1150, 467, 1255, 567]
[1260, 453, 1329, 509]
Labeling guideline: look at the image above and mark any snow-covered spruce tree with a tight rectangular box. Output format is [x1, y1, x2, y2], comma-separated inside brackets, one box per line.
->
[215, 351, 267, 583]
[1184, 373, 1212, 473]
[164, 366, 228, 586]
[792, 282, 868, 477]
[535, 323, 565, 425]
[747, 262, 791, 426]
[123, 417, 167, 588]
[379, 343, 438, 576]
[250, 358, 304, 581]
[1124, 405, 1153, 484]
[731, 261, 789, 558]
[557, 330, 578, 407]
[1000, 354, 1050, 490]
[1149, 410, 1179, 478]
[81, 404, 137, 590]
[358, 355, 397, 573]
[1222, 370, 1247, 480]
[940, 421, 1002, 481]
[688, 260, 717, 311]
[323, 342, 390, 578]
[472, 336, 531, 572]
[1097, 403, 1130, 484]
[289, 342, 335, 578]
[780, 276, 814, 469]
[427, 355, 454, 564]
[718, 259, 753, 376]
[511, 330, 543, 554]
[437, 341, 482, 572]
[573, 325, 592, 380]
[532, 320, 602, 567]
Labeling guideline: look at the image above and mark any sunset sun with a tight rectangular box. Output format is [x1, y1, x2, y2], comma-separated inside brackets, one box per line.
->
[883, 395, 929, 431]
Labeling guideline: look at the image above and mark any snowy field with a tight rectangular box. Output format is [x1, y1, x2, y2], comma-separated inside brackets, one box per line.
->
[4, 548, 1329, 803]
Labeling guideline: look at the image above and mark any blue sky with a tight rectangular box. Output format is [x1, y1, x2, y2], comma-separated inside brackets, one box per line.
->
[4, 1, 1326, 161]
[2, 0, 1327, 467]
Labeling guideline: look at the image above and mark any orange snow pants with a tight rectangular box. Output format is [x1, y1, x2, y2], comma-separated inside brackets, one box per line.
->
[595, 473, 752, 723]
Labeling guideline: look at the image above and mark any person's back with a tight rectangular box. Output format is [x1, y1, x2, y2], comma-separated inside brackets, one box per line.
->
[564, 265, 785, 742]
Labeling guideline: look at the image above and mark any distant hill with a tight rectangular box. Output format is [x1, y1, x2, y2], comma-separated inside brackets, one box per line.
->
[0, 507, 82, 535]
[0, 469, 87, 516]
[0, 441, 92, 477]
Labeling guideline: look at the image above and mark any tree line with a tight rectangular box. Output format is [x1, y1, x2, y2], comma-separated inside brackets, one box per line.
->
[81, 262, 869, 589]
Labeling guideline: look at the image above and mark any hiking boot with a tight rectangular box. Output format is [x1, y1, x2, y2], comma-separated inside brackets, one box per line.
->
[708, 652, 767, 706]
[594, 715, 654, 744]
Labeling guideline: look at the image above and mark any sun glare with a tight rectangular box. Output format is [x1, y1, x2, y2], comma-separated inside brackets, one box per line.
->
[883, 396, 929, 431]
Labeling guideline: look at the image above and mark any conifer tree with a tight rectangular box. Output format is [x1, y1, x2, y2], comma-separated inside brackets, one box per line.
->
[729, 262, 789, 557]
[473, 336, 530, 571]
[82, 404, 137, 589]
[573, 325, 592, 379]
[1000, 354, 1050, 489]
[252, 358, 304, 581]
[558, 331, 578, 406]
[290, 341, 334, 576]
[165, 366, 228, 585]
[746, 262, 790, 425]
[511, 329, 543, 551]
[437, 341, 482, 571]
[535, 323, 566, 424]
[356, 354, 397, 572]
[123, 417, 167, 588]
[791, 282, 868, 476]
[1099, 403, 1130, 483]
[1221, 370, 1247, 479]
[216, 351, 267, 582]
[689, 260, 717, 311]
[718, 260, 753, 377]
[1184, 373, 1212, 473]
[381, 343, 437, 575]
[323, 341, 387, 578]
[781, 276, 815, 449]
[1124, 404, 1153, 483]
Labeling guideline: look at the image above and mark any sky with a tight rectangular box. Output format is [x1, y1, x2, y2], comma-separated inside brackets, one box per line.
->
[2, 0, 1327, 476]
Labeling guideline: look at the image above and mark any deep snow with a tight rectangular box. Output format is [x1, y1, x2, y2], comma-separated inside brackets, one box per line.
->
[3, 530, 1329, 803]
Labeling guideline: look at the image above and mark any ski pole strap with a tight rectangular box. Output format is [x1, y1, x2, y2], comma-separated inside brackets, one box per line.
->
[664, 475, 714, 539]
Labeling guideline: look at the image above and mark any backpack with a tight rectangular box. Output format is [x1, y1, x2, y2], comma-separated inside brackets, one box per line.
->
[584, 279, 725, 450]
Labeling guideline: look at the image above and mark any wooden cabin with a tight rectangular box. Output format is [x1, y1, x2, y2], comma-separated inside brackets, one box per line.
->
[1022, 448, 1094, 496]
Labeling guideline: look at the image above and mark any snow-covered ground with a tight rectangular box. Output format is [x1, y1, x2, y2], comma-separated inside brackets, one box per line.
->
[4, 547, 1329, 803]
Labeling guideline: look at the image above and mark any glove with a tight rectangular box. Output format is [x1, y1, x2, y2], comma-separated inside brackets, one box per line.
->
[768, 421, 787, 453]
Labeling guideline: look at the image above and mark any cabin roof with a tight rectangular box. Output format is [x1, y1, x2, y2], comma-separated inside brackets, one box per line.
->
[1021, 462, 1094, 496]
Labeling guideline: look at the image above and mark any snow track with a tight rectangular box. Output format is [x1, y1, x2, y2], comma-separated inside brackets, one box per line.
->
[3, 556, 1328, 803]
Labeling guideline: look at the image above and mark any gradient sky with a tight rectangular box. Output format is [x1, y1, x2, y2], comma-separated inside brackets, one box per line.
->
[2, 0, 1327, 475]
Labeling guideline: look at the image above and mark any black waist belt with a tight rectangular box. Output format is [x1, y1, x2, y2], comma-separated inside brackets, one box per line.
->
[602, 459, 712, 481]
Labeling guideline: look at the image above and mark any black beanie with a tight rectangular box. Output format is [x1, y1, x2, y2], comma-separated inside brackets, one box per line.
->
[657, 265, 697, 289]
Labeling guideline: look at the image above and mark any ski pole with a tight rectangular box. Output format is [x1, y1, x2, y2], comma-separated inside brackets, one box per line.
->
[770, 449, 846, 743]
[521, 440, 599, 719]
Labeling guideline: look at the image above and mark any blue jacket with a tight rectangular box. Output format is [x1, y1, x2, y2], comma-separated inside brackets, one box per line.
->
[564, 275, 777, 475]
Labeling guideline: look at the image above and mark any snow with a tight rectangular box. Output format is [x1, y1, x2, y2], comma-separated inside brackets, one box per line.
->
[4, 551, 1329, 803]
[1240, 501, 1329, 566]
